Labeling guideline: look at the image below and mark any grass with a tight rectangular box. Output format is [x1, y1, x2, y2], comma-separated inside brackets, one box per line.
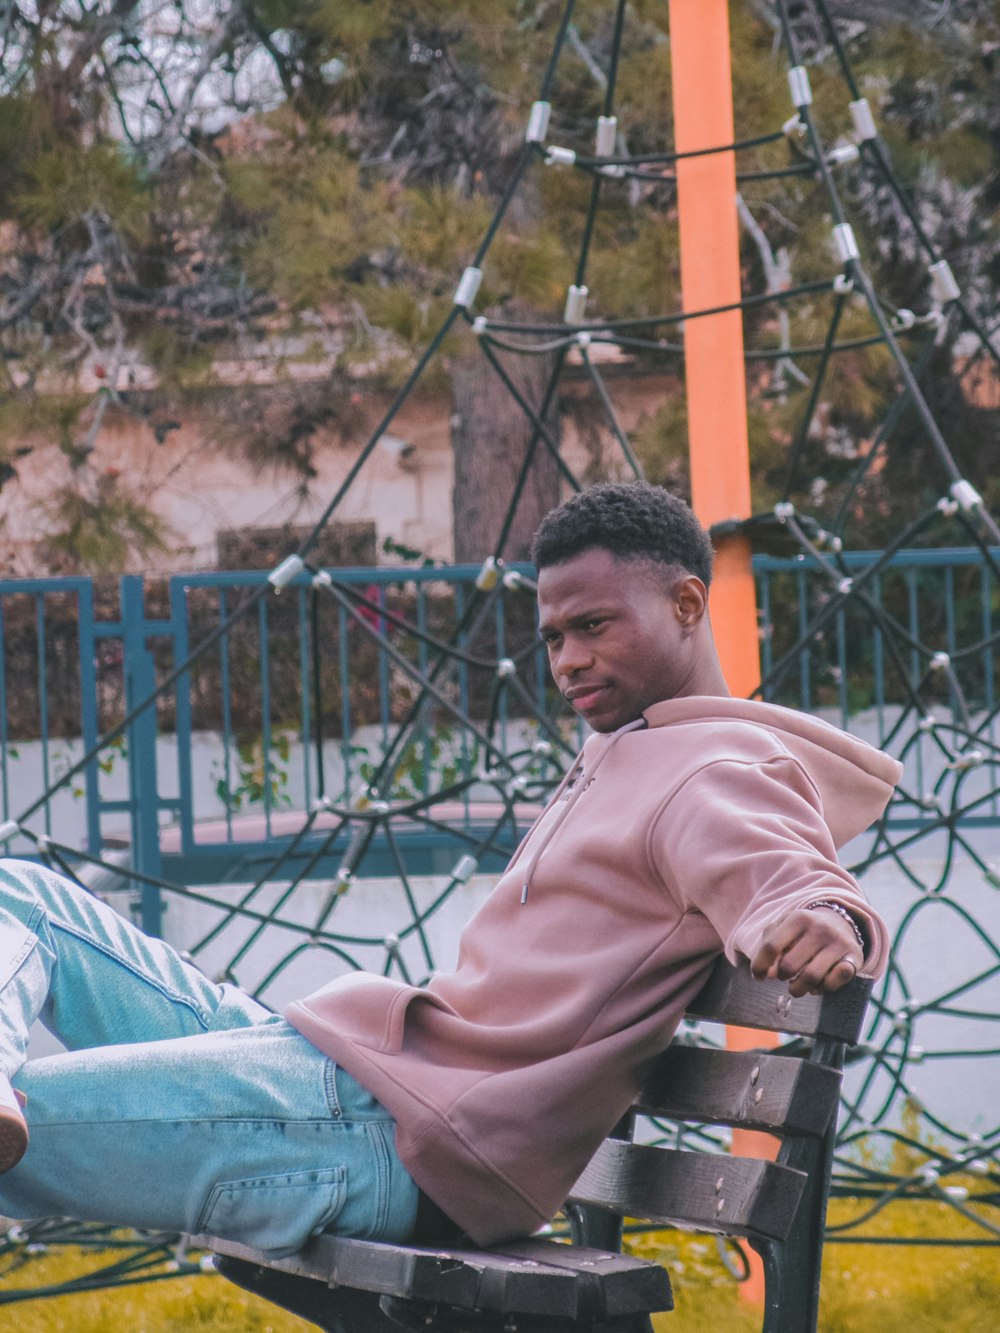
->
[3, 1199, 999, 1331]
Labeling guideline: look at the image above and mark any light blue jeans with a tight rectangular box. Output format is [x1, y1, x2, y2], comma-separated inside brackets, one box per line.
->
[0, 859, 418, 1256]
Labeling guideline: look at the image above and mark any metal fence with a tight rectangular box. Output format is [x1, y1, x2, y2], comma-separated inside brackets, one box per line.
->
[3, 547, 999, 907]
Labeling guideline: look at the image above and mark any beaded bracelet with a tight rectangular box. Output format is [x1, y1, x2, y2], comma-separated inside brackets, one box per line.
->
[805, 899, 867, 954]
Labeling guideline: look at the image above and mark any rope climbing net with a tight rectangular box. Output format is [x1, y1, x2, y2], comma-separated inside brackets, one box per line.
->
[2, 0, 999, 1302]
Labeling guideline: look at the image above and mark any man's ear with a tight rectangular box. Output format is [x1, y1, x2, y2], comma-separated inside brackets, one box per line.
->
[672, 574, 709, 629]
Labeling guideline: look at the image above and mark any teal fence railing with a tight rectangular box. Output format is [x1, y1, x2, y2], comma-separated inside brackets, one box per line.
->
[1, 547, 998, 903]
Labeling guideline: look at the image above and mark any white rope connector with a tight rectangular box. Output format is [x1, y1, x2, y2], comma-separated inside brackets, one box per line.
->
[787, 66, 813, 108]
[311, 795, 334, 812]
[384, 933, 400, 951]
[545, 145, 576, 167]
[502, 569, 524, 590]
[575, 330, 592, 349]
[0, 820, 19, 844]
[833, 272, 854, 294]
[36, 834, 53, 855]
[951, 478, 982, 511]
[782, 113, 806, 138]
[564, 284, 589, 324]
[525, 100, 552, 144]
[965, 1158, 990, 1176]
[918, 715, 937, 732]
[918, 1164, 941, 1187]
[452, 854, 478, 884]
[827, 142, 860, 167]
[837, 577, 853, 595]
[849, 97, 878, 142]
[595, 115, 617, 156]
[369, 799, 391, 815]
[497, 657, 516, 678]
[937, 496, 959, 517]
[774, 501, 795, 521]
[928, 258, 961, 304]
[833, 223, 860, 264]
[894, 308, 916, 331]
[532, 739, 552, 757]
[476, 556, 500, 590]
[948, 750, 984, 771]
[335, 867, 355, 894]
[311, 569, 333, 590]
[268, 554, 304, 590]
[453, 266, 483, 309]
[930, 651, 951, 671]
[472, 315, 488, 336]
[943, 1184, 970, 1201]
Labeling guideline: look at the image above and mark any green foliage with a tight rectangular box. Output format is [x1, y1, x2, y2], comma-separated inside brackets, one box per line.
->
[0, 392, 90, 460]
[0, 0, 996, 569]
[40, 475, 171, 573]
[629, 391, 690, 491]
[228, 146, 392, 308]
[355, 723, 480, 802]
[139, 326, 215, 390]
[15, 141, 149, 241]
[214, 733, 293, 813]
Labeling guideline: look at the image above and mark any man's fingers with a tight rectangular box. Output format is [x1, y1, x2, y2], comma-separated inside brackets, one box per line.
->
[751, 906, 865, 991]
[787, 948, 862, 997]
[750, 916, 809, 979]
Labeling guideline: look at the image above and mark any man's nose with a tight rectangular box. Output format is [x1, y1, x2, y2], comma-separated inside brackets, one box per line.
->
[553, 634, 593, 676]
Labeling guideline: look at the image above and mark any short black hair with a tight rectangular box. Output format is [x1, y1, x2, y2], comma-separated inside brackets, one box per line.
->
[531, 481, 714, 586]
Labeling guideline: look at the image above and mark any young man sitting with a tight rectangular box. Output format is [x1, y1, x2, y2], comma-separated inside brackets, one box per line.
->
[0, 481, 898, 1255]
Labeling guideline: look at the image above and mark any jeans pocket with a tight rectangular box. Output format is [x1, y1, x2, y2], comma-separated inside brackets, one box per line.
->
[196, 1165, 347, 1257]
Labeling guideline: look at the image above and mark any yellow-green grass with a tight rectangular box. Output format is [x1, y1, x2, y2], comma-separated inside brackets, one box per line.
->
[3, 1198, 999, 1332]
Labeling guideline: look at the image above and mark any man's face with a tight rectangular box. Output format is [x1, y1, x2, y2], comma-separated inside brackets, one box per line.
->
[536, 547, 702, 732]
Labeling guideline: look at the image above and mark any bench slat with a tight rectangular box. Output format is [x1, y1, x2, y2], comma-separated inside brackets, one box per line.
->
[637, 1045, 841, 1136]
[686, 960, 872, 1042]
[568, 1140, 806, 1242]
[199, 1232, 673, 1319]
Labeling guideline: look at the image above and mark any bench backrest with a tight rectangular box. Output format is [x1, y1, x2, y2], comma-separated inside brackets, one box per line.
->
[567, 957, 872, 1244]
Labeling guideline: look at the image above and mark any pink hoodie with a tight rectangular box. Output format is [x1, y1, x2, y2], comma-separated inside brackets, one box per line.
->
[285, 697, 900, 1245]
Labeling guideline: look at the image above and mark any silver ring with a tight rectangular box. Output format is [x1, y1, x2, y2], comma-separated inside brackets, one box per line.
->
[840, 955, 858, 975]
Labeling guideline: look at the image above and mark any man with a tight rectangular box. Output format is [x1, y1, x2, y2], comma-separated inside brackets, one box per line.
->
[0, 481, 898, 1257]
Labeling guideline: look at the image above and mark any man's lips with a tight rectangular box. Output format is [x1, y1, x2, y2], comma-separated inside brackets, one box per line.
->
[565, 684, 610, 712]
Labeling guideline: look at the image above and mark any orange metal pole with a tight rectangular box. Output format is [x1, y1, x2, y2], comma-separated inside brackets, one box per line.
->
[668, 0, 776, 1306]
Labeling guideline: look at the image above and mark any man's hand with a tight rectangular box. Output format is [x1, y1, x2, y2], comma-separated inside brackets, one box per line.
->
[750, 907, 864, 998]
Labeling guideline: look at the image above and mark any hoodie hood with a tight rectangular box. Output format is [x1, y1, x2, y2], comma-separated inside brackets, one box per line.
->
[643, 696, 901, 848]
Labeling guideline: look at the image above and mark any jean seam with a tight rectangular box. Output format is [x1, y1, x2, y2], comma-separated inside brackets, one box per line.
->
[50, 920, 214, 1029]
[367, 1122, 391, 1238]
[324, 1060, 342, 1118]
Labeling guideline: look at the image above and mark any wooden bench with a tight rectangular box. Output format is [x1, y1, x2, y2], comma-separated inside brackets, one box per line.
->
[198, 958, 872, 1332]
